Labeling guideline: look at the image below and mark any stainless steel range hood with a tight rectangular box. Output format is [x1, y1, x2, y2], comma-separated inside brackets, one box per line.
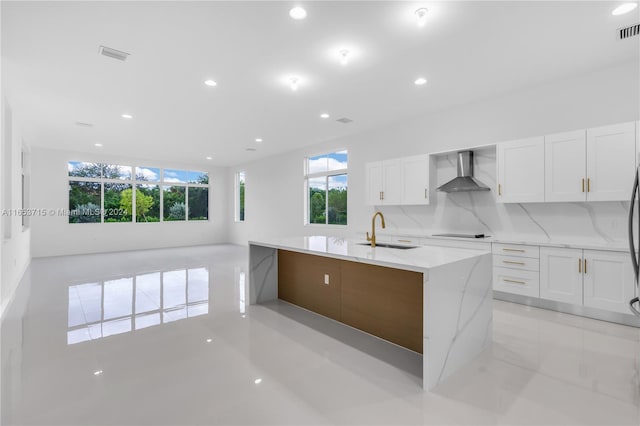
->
[437, 151, 490, 193]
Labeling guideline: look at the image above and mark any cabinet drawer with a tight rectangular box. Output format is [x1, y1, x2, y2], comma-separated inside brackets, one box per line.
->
[421, 238, 491, 251]
[492, 243, 539, 259]
[493, 267, 540, 298]
[493, 254, 539, 272]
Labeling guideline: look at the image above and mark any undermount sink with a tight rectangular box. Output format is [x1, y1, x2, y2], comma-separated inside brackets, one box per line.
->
[358, 242, 418, 250]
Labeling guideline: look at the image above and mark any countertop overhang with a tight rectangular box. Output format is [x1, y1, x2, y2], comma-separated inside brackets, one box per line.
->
[249, 236, 491, 273]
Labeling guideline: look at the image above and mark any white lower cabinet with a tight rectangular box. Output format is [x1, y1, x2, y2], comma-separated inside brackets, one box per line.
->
[540, 247, 583, 305]
[583, 250, 635, 314]
[539, 247, 635, 314]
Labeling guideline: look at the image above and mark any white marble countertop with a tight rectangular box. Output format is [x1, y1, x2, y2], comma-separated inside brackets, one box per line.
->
[249, 236, 491, 273]
[371, 232, 630, 252]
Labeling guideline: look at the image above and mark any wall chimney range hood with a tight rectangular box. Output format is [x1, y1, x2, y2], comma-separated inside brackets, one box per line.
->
[437, 151, 491, 193]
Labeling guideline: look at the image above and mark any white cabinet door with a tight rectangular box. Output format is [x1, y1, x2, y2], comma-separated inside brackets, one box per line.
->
[401, 154, 430, 205]
[496, 136, 545, 203]
[583, 249, 635, 314]
[365, 162, 383, 205]
[381, 159, 402, 205]
[544, 130, 586, 202]
[586, 122, 636, 201]
[540, 247, 583, 305]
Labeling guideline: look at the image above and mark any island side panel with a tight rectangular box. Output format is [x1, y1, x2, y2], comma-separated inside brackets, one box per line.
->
[249, 244, 278, 304]
[422, 252, 493, 390]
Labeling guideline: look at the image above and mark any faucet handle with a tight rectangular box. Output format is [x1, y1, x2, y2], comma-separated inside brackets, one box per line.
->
[366, 232, 371, 241]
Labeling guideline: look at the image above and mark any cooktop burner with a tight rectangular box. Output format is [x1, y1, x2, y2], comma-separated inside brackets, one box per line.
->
[432, 233, 490, 239]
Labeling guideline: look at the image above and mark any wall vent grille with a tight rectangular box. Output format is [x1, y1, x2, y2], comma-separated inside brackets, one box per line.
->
[336, 117, 353, 124]
[98, 45, 130, 61]
[619, 23, 640, 39]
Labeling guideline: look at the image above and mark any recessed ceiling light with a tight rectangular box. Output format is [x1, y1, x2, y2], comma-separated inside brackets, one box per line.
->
[254, 378, 262, 384]
[206, 338, 213, 343]
[289, 76, 300, 91]
[255, 138, 263, 143]
[289, 6, 307, 20]
[320, 113, 330, 119]
[414, 77, 428, 86]
[612, 3, 638, 15]
[94, 143, 103, 147]
[338, 49, 350, 65]
[93, 370, 103, 376]
[415, 8, 429, 27]
[121, 114, 133, 119]
[205, 156, 212, 160]
[204, 79, 217, 87]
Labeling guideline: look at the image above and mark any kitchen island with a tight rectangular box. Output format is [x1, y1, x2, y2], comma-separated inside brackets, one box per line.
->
[248, 236, 493, 390]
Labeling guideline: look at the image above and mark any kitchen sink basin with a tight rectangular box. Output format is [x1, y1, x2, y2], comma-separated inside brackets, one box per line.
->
[358, 243, 418, 250]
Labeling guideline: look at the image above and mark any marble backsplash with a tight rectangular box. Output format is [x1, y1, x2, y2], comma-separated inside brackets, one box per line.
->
[374, 147, 631, 245]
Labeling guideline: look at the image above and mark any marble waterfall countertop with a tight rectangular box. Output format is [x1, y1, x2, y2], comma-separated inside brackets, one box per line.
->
[248, 235, 490, 273]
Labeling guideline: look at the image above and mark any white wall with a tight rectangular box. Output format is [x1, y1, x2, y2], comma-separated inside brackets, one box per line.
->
[30, 148, 229, 257]
[228, 60, 640, 246]
[1, 99, 31, 317]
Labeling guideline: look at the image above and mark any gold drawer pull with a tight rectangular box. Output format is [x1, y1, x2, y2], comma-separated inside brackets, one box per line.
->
[503, 260, 525, 265]
[502, 248, 525, 252]
[397, 239, 412, 243]
[503, 278, 526, 285]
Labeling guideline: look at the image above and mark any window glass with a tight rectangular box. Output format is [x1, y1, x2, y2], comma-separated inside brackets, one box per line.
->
[328, 174, 348, 225]
[68, 161, 101, 178]
[104, 183, 132, 222]
[136, 185, 160, 222]
[136, 166, 160, 182]
[188, 187, 209, 220]
[163, 186, 186, 221]
[188, 170, 209, 184]
[308, 177, 327, 224]
[237, 172, 245, 221]
[101, 164, 132, 180]
[69, 181, 101, 223]
[163, 169, 188, 183]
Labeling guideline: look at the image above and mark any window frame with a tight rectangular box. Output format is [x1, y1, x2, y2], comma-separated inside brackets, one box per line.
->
[67, 163, 210, 224]
[304, 150, 348, 226]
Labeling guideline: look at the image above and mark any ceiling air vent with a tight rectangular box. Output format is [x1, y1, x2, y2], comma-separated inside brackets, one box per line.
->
[619, 23, 640, 40]
[98, 45, 130, 61]
[336, 117, 353, 124]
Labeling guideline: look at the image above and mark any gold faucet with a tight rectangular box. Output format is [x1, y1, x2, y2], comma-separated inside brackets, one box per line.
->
[366, 211, 386, 247]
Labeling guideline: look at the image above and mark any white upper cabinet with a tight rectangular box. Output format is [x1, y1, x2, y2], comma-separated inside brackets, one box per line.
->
[586, 122, 636, 201]
[583, 249, 635, 314]
[365, 155, 431, 206]
[401, 154, 431, 205]
[496, 136, 545, 203]
[365, 162, 384, 205]
[544, 130, 586, 202]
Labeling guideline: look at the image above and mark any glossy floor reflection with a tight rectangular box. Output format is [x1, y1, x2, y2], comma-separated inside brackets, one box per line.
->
[2, 244, 640, 425]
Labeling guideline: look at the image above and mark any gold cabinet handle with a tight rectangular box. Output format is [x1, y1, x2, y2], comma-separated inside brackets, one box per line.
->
[502, 248, 525, 252]
[379, 191, 382, 200]
[582, 178, 585, 193]
[381, 191, 384, 200]
[503, 260, 525, 265]
[398, 239, 412, 243]
[587, 178, 591, 192]
[584, 258, 587, 274]
[578, 258, 582, 273]
[503, 278, 526, 285]
[498, 184, 502, 196]
[424, 189, 427, 199]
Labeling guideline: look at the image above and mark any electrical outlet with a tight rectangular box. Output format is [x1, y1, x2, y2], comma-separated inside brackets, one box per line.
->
[324, 274, 329, 285]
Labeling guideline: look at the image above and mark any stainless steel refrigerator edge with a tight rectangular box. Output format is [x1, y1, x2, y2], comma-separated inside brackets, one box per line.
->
[627, 165, 640, 317]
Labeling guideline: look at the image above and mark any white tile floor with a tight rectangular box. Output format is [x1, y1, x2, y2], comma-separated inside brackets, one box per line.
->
[2, 244, 640, 425]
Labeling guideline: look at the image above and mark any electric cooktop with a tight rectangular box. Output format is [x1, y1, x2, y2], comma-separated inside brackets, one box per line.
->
[431, 233, 490, 239]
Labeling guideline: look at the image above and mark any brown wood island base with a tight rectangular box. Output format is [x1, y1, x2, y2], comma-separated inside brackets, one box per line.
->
[278, 249, 423, 353]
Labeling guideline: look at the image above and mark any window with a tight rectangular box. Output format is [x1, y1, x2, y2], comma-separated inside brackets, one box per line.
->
[235, 171, 245, 222]
[68, 162, 209, 223]
[304, 150, 348, 225]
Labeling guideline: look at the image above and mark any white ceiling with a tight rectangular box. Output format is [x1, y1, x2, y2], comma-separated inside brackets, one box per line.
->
[2, 1, 639, 167]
